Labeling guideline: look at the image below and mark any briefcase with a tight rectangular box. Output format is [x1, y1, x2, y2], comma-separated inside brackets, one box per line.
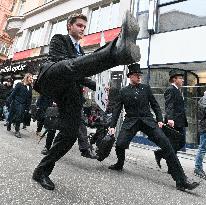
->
[162, 124, 184, 145]
[96, 133, 115, 162]
[44, 106, 60, 130]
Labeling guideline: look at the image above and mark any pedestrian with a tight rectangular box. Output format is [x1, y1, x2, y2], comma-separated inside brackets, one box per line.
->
[108, 63, 199, 191]
[35, 94, 56, 155]
[32, 11, 141, 190]
[154, 69, 188, 170]
[194, 91, 206, 179]
[0, 78, 13, 121]
[7, 73, 33, 138]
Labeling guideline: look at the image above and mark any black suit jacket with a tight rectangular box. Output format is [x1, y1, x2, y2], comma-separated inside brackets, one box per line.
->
[110, 84, 163, 129]
[36, 34, 96, 93]
[164, 85, 188, 127]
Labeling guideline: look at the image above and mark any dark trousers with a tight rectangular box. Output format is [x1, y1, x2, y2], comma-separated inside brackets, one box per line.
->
[78, 123, 90, 152]
[155, 126, 186, 166]
[115, 120, 187, 183]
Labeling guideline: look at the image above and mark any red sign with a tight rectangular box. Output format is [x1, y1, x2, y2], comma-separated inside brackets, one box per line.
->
[80, 27, 121, 47]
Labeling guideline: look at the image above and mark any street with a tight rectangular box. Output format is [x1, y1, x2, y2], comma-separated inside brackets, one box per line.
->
[0, 121, 205, 205]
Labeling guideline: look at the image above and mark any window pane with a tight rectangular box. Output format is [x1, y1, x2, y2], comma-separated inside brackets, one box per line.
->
[110, 1, 120, 28]
[89, 9, 99, 34]
[97, 5, 110, 32]
[158, 0, 206, 32]
[138, 0, 149, 12]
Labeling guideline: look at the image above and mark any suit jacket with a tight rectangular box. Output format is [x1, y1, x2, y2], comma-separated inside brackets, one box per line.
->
[164, 85, 188, 127]
[110, 83, 163, 129]
[40, 34, 95, 91]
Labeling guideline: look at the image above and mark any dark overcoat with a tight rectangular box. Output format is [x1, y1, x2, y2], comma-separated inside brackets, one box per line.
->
[7, 82, 32, 123]
[110, 83, 163, 129]
[164, 85, 188, 127]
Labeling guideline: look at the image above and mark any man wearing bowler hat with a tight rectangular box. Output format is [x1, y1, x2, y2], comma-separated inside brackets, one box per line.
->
[108, 64, 199, 191]
[154, 69, 188, 170]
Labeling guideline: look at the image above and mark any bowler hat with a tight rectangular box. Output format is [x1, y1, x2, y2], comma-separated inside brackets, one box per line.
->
[127, 63, 142, 77]
[169, 69, 184, 80]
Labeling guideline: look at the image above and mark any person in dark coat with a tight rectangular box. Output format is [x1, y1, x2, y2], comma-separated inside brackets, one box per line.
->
[32, 11, 141, 190]
[7, 73, 33, 138]
[0, 78, 13, 121]
[194, 91, 206, 179]
[35, 94, 56, 155]
[108, 63, 199, 191]
[154, 69, 188, 170]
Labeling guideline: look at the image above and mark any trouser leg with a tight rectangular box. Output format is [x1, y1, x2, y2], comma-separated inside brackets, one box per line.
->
[34, 127, 78, 177]
[37, 119, 44, 132]
[15, 122, 20, 132]
[78, 123, 90, 152]
[115, 146, 126, 167]
[144, 126, 187, 183]
[45, 129, 56, 150]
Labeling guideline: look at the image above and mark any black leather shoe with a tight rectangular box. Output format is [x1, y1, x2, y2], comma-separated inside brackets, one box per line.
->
[108, 163, 123, 171]
[81, 149, 97, 159]
[14, 131, 21, 138]
[7, 123, 11, 131]
[176, 180, 200, 191]
[114, 10, 141, 65]
[154, 151, 162, 169]
[32, 172, 55, 190]
[41, 147, 49, 155]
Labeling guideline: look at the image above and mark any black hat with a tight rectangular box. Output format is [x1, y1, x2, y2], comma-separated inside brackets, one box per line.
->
[169, 69, 184, 80]
[127, 63, 142, 77]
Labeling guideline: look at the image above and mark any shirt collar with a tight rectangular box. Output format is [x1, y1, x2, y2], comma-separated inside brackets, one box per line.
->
[129, 83, 141, 88]
[171, 83, 179, 90]
[69, 35, 79, 46]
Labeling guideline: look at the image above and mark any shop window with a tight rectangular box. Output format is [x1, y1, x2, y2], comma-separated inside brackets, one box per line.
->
[49, 19, 67, 41]
[27, 27, 44, 49]
[158, 0, 206, 32]
[13, 35, 23, 53]
[88, 0, 120, 34]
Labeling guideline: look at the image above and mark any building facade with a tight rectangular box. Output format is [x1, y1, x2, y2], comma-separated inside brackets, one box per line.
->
[0, 0, 15, 63]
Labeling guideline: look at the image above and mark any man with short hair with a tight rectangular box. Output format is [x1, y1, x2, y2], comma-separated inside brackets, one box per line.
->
[108, 64, 199, 191]
[32, 11, 141, 190]
[154, 69, 188, 169]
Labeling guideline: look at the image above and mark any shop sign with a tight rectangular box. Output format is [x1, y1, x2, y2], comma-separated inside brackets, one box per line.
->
[0, 64, 27, 74]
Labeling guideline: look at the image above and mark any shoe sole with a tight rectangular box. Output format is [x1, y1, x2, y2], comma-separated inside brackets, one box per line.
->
[117, 10, 141, 64]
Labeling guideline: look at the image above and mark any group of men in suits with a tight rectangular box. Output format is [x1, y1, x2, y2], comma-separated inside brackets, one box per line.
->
[31, 10, 199, 192]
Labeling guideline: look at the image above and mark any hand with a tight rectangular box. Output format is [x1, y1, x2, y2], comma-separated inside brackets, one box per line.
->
[108, 127, 116, 135]
[167, 120, 174, 128]
[158, 122, 164, 128]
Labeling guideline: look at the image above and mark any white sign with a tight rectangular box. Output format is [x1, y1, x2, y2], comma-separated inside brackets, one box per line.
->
[0, 64, 26, 73]
[95, 70, 111, 112]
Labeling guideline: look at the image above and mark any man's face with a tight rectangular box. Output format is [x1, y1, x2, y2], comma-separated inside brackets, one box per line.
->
[27, 76, 33, 85]
[129, 73, 142, 85]
[173, 75, 184, 87]
[68, 18, 87, 41]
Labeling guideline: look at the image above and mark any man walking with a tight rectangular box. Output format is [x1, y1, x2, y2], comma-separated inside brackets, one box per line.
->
[108, 64, 199, 191]
[32, 11, 141, 190]
[154, 69, 188, 169]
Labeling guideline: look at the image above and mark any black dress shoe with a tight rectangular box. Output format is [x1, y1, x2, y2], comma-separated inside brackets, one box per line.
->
[114, 10, 141, 65]
[32, 172, 55, 190]
[108, 163, 123, 171]
[81, 149, 97, 159]
[176, 180, 200, 191]
[154, 151, 162, 169]
[41, 147, 49, 155]
[14, 131, 21, 138]
[7, 123, 11, 131]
